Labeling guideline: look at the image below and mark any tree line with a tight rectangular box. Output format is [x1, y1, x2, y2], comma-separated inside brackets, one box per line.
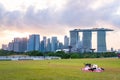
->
[0, 49, 118, 59]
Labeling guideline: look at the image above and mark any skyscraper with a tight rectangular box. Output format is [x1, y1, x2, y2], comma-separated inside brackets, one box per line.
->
[58, 42, 64, 50]
[13, 38, 21, 52]
[13, 38, 27, 52]
[43, 36, 47, 52]
[27, 34, 40, 51]
[46, 38, 51, 52]
[40, 36, 47, 52]
[8, 41, 14, 51]
[64, 35, 69, 49]
[82, 31, 92, 52]
[19, 38, 27, 52]
[2, 44, 8, 50]
[97, 31, 106, 52]
[70, 31, 79, 49]
[40, 40, 44, 52]
[51, 37, 58, 52]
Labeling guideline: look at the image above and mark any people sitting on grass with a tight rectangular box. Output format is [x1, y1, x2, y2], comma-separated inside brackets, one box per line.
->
[83, 63, 104, 72]
[118, 54, 120, 59]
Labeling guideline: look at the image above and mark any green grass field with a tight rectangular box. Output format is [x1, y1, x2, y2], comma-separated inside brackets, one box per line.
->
[0, 58, 120, 80]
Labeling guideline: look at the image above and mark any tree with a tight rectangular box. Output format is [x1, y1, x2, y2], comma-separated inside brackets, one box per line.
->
[26, 51, 43, 56]
[70, 53, 80, 58]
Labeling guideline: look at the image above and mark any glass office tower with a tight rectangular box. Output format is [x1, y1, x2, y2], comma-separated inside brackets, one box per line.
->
[97, 31, 106, 52]
[27, 34, 40, 51]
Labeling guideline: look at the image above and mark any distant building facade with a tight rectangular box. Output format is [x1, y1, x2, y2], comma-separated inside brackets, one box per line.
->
[64, 35, 69, 49]
[70, 31, 79, 49]
[7, 38, 27, 52]
[40, 40, 44, 52]
[27, 34, 40, 51]
[46, 38, 51, 52]
[82, 31, 92, 52]
[58, 42, 64, 50]
[8, 42, 14, 51]
[19, 38, 27, 52]
[2, 44, 8, 50]
[13, 38, 27, 52]
[51, 37, 58, 52]
[13, 38, 21, 52]
[97, 31, 106, 52]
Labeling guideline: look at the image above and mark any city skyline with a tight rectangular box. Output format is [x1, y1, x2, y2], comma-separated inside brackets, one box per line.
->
[1, 29, 115, 52]
[0, 0, 120, 50]
[2, 34, 70, 52]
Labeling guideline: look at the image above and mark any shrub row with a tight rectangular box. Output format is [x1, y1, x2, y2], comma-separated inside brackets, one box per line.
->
[0, 49, 118, 59]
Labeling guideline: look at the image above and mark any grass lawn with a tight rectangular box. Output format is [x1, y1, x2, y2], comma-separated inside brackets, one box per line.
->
[0, 58, 120, 80]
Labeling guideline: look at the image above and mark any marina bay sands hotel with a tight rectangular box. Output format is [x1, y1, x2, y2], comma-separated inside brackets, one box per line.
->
[70, 28, 113, 52]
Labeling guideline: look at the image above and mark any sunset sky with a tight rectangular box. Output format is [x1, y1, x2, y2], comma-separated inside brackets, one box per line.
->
[0, 0, 120, 50]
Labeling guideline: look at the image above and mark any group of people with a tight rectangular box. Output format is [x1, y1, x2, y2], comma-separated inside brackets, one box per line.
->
[83, 63, 104, 72]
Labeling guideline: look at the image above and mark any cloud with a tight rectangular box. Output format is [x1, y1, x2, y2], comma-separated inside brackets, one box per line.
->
[0, 3, 5, 24]
[1, 0, 120, 49]
[0, 0, 120, 31]
[59, 0, 120, 27]
[59, 0, 96, 26]
[24, 6, 57, 27]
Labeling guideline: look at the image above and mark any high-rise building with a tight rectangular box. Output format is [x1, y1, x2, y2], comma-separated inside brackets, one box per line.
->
[58, 42, 64, 50]
[64, 35, 69, 49]
[82, 31, 92, 52]
[13, 38, 21, 52]
[97, 31, 106, 52]
[43, 36, 47, 52]
[46, 38, 51, 52]
[8, 41, 14, 51]
[40, 40, 44, 52]
[40, 36, 47, 52]
[19, 38, 27, 52]
[27, 34, 40, 51]
[51, 37, 58, 52]
[12, 38, 27, 52]
[2, 44, 8, 50]
[70, 31, 79, 49]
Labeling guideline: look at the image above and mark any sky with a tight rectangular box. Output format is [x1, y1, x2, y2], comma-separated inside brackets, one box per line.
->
[0, 0, 120, 50]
